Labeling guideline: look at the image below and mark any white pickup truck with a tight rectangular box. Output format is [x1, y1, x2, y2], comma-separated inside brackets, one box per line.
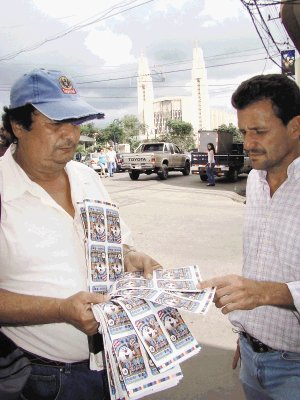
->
[121, 142, 190, 180]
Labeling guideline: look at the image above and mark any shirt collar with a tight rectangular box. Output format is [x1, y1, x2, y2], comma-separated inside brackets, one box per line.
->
[287, 156, 300, 179]
[1, 144, 35, 202]
[256, 169, 267, 183]
[1, 145, 86, 203]
[65, 160, 94, 203]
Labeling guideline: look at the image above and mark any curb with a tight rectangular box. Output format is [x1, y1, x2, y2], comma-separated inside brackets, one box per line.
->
[186, 187, 246, 204]
[104, 176, 247, 204]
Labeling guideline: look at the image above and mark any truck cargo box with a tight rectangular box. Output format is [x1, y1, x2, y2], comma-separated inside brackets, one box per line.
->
[198, 130, 233, 154]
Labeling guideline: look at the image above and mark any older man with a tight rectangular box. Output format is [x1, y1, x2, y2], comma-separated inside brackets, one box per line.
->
[199, 74, 300, 400]
[0, 68, 160, 399]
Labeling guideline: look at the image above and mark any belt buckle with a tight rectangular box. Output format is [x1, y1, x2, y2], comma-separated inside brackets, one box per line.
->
[251, 338, 269, 353]
[245, 334, 270, 353]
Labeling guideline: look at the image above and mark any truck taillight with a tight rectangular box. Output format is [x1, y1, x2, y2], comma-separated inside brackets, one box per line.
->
[151, 157, 155, 163]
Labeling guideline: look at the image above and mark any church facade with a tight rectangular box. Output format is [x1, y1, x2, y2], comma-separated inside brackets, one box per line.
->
[137, 47, 236, 143]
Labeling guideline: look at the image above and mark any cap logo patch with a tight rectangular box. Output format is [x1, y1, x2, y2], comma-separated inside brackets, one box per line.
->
[59, 76, 76, 94]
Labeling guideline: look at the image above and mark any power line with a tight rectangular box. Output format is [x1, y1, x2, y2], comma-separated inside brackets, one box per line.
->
[240, 0, 282, 69]
[0, 0, 155, 62]
[243, 1, 300, 5]
[76, 56, 271, 84]
[73, 49, 273, 80]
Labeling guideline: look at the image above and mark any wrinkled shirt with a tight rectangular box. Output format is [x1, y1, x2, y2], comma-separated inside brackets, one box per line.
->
[0, 145, 132, 362]
[230, 157, 300, 352]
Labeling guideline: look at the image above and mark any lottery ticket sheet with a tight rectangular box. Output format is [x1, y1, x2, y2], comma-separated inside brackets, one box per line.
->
[111, 266, 216, 315]
[91, 265, 216, 399]
[93, 297, 191, 399]
[77, 199, 124, 293]
[76, 200, 214, 398]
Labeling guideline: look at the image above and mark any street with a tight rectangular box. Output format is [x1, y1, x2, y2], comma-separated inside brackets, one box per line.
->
[102, 172, 247, 400]
[112, 170, 248, 197]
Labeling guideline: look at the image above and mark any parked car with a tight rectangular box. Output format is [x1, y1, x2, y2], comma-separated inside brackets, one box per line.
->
[85, 152, 101, 172]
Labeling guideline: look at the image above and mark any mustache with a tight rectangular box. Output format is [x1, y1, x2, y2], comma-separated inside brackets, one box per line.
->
[245, 149, 266, 156]
[56, 139, 76, 148]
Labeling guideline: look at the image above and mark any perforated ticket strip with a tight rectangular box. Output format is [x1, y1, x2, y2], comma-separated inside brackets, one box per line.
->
[111, 266, 216, 315]
[93, 299, 184, 400]
[77, 199, 124, 293]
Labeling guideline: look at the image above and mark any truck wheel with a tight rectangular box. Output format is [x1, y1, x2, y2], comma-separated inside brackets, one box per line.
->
[228, 169, 238, 182]
[129, 171, 140, 180]
[182, 161, 190, 176]
[200, 174, 208, 181]
[158, 165, 168, 180]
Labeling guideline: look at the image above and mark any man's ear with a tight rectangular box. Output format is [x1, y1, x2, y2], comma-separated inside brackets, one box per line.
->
[288, 116, 300, 140]
[10, 121, 25, 139]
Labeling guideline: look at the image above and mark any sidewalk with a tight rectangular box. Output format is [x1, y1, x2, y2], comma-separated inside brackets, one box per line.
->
[103, 176, 246, 399]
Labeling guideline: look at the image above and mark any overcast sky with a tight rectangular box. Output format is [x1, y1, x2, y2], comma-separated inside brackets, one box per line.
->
[0, 0, 294, 125]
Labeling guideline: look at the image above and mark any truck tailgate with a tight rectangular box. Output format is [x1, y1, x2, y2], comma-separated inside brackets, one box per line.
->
[121, 153, 155, 169]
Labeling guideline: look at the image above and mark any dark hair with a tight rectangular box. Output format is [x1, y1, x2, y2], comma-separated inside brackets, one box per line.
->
[1, 104, 35, 143]
[0, 126, 13, 147]
[207, 142, 216, 153]
[231, 74, 300, 126]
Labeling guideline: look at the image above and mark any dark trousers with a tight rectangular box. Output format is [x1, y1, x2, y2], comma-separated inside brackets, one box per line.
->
[19, 352, 110, 400]
[206, 163, 215, 184]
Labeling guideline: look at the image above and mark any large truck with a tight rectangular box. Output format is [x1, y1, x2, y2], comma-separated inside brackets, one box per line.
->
[191, 130, 251, 182]
[121, 142, 190, 180]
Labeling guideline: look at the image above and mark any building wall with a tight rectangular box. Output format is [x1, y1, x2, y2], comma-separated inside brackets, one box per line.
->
[210, 108, 237, 130]
[137, 48, 237, 141]
[137, 54, 155, 138]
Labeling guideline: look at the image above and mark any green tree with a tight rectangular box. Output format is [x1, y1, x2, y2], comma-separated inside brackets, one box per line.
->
[97, 115, 145, 151]
[74, 144, 87, 159]
[80, 122, 106, 151]
[218, 123, 243, 143]
[100, 119, 124, 146]
[161, 120, 195, 150]
[80, 122, 98, 138]
[121, 115, 145, 150]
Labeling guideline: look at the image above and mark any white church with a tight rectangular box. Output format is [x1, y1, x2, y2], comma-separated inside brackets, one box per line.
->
[137, 47, 236, 142]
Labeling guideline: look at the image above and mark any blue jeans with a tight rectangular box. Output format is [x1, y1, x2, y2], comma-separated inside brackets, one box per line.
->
[20, 359, 109, 400]
[206, 163, 215, 184]
[107, 162, 115, 176]
[239, 335, 300, 400]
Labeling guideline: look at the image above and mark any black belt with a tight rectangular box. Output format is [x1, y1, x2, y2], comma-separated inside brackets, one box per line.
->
[21, 349, 89, 368]
[241, 332, 275, 353]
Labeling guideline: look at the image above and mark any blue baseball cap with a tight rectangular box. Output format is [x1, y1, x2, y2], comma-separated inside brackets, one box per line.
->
[9, 68, 104, 122]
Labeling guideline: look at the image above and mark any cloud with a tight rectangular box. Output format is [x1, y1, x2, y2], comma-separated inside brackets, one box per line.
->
[153, 0, 190, 13]
[199, 0, 243, 26]
[32, 0, 103, 23]
[0, 0, 283, 126]
[85, 29, 136, 66]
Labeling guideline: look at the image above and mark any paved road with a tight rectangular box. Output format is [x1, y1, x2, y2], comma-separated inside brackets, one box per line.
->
[113, 170, 248, 197]
[102, 173, 246, 400]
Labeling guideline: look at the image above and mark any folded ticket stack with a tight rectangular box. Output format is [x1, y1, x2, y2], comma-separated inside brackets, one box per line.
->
[77, 199, 215, 400]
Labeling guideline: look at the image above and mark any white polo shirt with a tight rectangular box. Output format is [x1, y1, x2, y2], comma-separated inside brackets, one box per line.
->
[0, 145, 132, 362]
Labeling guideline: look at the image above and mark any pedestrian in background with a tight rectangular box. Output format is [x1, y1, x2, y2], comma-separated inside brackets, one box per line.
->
[98, 148, 107, 177]
[106, 145, 117, 177]
[206, 142, 215, 186]
[75, 151, 82, 162]
[199, 73, 300, 400]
